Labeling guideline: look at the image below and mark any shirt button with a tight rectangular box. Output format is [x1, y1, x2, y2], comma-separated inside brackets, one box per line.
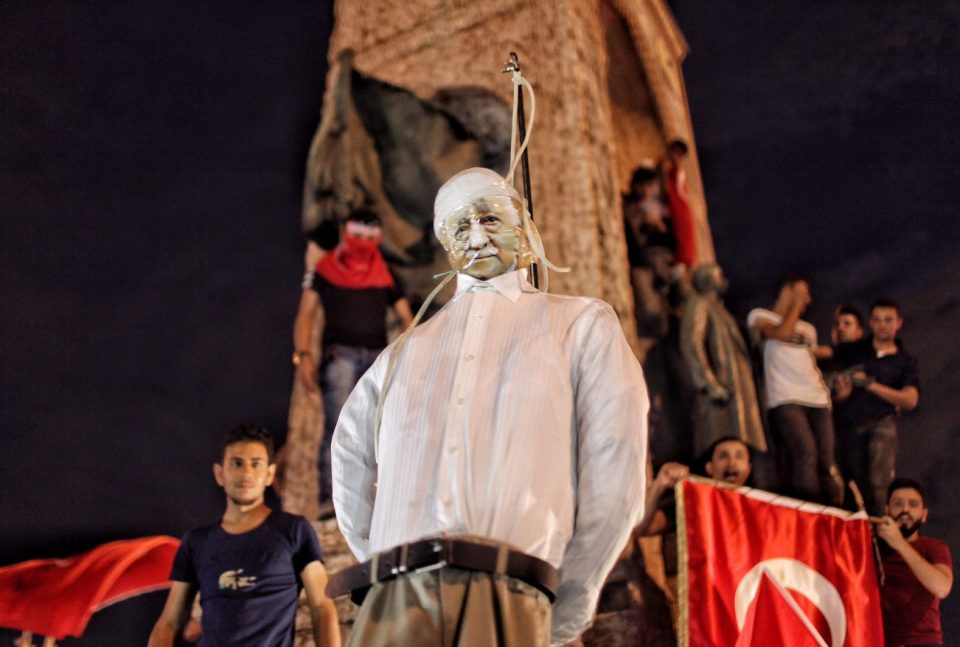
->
[475, 314, 483, 320]
[457, 397, 465, 404]
[447, 445, 457, 454]
[465, 354, 474, 361]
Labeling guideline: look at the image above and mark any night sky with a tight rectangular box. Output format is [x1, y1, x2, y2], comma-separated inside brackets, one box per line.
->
[2, 1, 958, 643]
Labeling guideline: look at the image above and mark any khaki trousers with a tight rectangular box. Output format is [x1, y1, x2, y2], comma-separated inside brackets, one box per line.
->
[347, 567, 552, 646]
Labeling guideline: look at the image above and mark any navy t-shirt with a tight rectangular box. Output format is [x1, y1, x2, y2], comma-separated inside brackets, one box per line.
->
[833, 337, 919, 425]
[170, 510, 323, 647]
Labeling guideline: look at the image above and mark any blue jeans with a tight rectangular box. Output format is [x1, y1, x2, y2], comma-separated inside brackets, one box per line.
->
[319, 344, 381, 503]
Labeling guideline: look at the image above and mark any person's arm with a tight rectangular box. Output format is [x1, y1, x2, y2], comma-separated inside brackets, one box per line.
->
[752, 283, 810, 343]
[293, 289, 321, 392]
[393, 297, 413, 332]
[636, 462, 688, 536]
[753, 302, 804, 343]
[876, 518, 953, 598]
[551, 304, 649, 646]
[301, 561, 341, 647]
[814, 345, 834, 360]
[147, 581, 197, 647]
[854, 377, 919, 411]
[330, 355, 383, 561]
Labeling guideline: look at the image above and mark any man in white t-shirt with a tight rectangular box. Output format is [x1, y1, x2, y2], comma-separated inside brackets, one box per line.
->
[747, 275, 842, 505]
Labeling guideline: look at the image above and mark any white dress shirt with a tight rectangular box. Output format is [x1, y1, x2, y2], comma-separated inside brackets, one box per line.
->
[332, 269, 648, 644]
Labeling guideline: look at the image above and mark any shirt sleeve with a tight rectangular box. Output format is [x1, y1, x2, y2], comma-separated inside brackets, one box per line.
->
[550, 303, 649, 645]
[291, 515, 325, 576]
[926, 539, 952, 568]
[746, 308, 777, 332]
[902, 353, 920, 391]
[168, 531, 197, 584]
[331, 352, 386, 562]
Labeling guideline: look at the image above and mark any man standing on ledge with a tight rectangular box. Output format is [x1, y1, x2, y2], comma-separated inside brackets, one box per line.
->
[833, 298, 919, 516]
[876, 478, 952, 646]
[330, 168, 648, 646]
[292, 208, 413, 513]
[149, 425, 340, 647]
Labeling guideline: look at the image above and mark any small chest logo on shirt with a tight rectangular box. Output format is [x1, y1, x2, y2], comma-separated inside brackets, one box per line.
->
[218, 569, 257, 590]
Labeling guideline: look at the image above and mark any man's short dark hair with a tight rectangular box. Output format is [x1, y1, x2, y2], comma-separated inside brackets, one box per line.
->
[630, 166, 657, 186]
[775, 273, 807, 296]
[345, 207, 382, 227]
[887, 477, 925, 506]
[219, 425, 275, 463]
[870, 297, 901, 317]
[667, 139, 689, 155]
[836, 304, 864, 329]
[707, 435, 750, 460]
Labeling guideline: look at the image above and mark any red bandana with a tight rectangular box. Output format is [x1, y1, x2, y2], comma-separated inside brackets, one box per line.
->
[314, 234, 395, 289]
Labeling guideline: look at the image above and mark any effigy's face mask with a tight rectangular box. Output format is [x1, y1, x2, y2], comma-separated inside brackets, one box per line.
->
[438, 196, 529, 280]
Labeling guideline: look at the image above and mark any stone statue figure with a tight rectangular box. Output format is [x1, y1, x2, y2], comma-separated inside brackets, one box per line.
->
[680, 264, 766, 458]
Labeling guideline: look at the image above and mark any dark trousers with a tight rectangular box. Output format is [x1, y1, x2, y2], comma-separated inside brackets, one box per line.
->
[770, 404, 842, 505]
[837, 414, 898, 517]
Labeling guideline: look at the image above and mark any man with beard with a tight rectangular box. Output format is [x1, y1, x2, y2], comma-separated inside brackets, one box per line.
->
[876, 478, 953, 646]
[149, 425, 340, 646]
[330, 167, 648, 646]
[293, 209, 413, 511]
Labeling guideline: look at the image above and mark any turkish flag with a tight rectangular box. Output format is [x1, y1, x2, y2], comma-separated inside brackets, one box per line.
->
[735, 571, 827, 647]
[0, 536, 179, 639]
[678, 478, 883, 647]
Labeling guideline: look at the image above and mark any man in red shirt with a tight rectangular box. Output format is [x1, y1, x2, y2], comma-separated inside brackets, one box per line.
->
[876, 478, 953, 646]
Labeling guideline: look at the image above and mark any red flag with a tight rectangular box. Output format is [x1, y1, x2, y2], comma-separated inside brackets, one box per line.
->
[0, 536, 179, 639]
[735, 571, 827, 647]
[678, 478, 883, 647]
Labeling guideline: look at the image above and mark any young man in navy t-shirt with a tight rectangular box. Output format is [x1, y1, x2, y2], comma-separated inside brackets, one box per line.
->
[148, 426, 340, 646]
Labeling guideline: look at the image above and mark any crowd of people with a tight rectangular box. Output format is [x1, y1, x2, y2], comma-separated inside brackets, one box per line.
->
[620, 151, 949, 645]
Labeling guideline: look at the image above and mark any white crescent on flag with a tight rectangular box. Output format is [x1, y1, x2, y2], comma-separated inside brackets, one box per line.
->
[735, 558, 845, 647]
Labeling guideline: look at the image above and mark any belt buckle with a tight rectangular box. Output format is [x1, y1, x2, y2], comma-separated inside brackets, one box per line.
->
[389, 543, 409, 576]
[411, 538, 447, 575]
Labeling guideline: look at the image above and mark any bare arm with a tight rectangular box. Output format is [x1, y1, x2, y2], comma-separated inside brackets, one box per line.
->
[814, 345, 834, 360]
[294, 289, 321, 392]
[864, 381, 919, 411]
[147, 581, 197, 647]
[754, 282, 810, 343]
[876, 518, 953, 598]
[301, 561, 341, 647]
[393, 297, 414, 331]
[754, 301, 804, 343]
[636, 463, 688, 536]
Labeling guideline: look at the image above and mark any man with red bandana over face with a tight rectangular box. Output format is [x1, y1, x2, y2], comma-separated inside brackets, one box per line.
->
[876, 478, 953, 646]
[330, 168, 648, 646]
[292, 208, 413, 510]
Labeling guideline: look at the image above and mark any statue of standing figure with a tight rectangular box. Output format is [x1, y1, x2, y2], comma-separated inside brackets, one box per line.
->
[681, 264, 766, 458]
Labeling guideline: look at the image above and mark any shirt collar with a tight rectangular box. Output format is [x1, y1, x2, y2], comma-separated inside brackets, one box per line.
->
[454, 268, 532, 303]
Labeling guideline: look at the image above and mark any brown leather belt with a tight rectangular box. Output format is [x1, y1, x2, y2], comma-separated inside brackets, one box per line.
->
[326, 537, 559, 604]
